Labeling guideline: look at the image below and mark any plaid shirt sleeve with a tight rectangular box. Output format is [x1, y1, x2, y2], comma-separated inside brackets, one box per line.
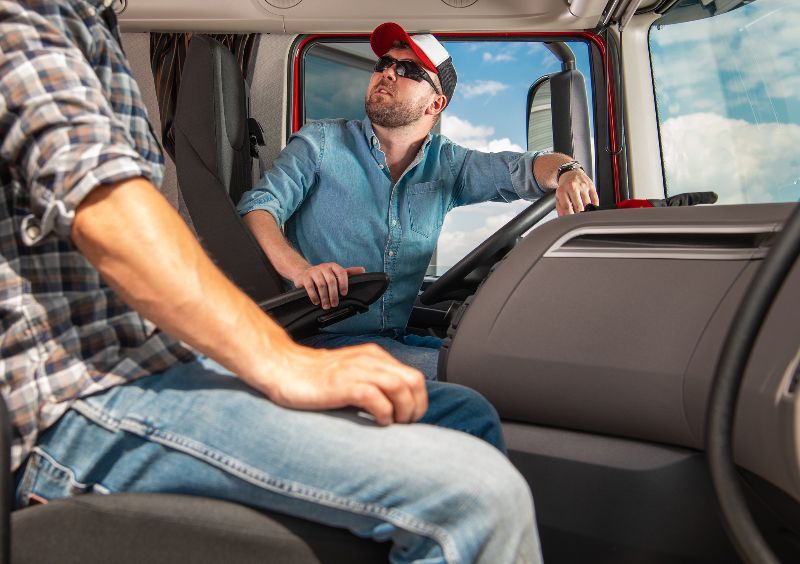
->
[0, 0, 161, 244]
[1, 1, 192, 472]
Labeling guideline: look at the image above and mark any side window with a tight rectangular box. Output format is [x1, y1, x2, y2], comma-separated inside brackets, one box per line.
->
[304, 43, 374, 121]
[302, 38, 595, 275]
[649, 0, 800, 204]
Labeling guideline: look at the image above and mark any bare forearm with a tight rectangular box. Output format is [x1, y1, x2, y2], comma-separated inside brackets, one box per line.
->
[71, 178, 296, 391]
[242, 210, 310, 279]
[533, 152, 575, 191]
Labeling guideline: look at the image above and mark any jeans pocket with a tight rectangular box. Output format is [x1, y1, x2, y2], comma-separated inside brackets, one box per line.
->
[16, 448, 96, 507]
[407, 181, 444, 238]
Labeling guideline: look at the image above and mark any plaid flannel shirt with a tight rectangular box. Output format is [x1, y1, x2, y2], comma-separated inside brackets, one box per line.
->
[1, 0, 195, 471]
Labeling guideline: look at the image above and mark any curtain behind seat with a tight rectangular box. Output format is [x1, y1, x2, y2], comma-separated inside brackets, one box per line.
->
[150, 33, 259, 160]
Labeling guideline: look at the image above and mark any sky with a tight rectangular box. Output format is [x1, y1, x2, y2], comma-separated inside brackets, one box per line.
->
[435, 40, 593, 269]
[440, 40, 592, 154]
[649, 0, 800, 204]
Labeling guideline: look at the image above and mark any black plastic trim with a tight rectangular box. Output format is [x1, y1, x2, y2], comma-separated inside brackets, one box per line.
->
[259, 272, 389, 339]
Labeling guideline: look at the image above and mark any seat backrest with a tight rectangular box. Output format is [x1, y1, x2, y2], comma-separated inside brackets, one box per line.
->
[174, 35, 284, 302]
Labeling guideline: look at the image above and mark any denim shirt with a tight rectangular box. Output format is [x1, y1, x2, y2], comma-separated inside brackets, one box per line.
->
[237, 118, 546, 334]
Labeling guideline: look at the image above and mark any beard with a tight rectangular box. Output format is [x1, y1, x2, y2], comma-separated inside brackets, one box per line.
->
[365, 81, 429, 128]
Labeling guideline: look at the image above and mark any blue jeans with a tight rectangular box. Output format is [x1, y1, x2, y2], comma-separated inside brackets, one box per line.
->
[15, 361, 541, 563]
[302, 332, 443, 381]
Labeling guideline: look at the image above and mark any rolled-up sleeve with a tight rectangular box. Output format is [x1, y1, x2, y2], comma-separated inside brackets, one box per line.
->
[0, 4, 158, 245]
[236, 121, 324, 226]
[451, 146, 548, 208]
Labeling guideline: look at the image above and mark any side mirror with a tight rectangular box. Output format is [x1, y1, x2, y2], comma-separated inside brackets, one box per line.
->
[526, 76, 554, 153]
[525, 42, 594, 180]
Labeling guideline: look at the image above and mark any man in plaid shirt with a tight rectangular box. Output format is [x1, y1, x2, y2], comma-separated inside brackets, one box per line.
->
[0, 1, 542, 562]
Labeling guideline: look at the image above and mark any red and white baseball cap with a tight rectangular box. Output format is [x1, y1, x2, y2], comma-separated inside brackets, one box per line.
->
[370, 22, 458, 106]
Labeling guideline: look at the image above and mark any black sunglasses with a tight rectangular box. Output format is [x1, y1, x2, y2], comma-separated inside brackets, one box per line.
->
[374, 55, 441, 95]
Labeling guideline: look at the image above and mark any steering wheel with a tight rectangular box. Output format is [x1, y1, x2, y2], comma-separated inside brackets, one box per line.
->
[420, 191, 557, 305]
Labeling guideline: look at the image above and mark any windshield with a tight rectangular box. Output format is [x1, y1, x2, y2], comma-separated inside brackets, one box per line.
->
[302, 38, 595, 275]
[649, 0, 800, 204]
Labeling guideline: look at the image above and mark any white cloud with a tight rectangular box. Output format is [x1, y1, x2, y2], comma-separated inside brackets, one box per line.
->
[441, 114, 524, 153]
[434, 115, 531, 268]
[459, 80, 510, 99]
[482, 52, 514, 63]
[660, 112, 800, 204]
[651, 3, 800, 116]
[441, 115, 493, 142]
[437, 204, 526, 268]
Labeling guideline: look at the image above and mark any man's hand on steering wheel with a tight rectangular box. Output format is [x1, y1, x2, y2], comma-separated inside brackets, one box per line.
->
[555, 168, 599, 215]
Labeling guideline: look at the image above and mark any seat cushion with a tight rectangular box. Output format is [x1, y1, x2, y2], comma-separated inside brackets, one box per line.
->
[12, 493, 389, 563]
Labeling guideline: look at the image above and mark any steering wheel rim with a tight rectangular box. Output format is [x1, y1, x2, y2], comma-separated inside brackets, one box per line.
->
[420, 191, 557, 305]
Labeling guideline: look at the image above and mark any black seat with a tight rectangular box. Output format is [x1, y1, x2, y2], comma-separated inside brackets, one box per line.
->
[173, 34, 387, 339]
[1, 386, 389, 564]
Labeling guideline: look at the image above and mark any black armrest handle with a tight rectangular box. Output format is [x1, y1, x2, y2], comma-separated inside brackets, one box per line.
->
[258, 272, 389, 339]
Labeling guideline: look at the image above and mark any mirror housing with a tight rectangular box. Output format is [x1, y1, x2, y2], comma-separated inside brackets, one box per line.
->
[526, 42, 594, 181]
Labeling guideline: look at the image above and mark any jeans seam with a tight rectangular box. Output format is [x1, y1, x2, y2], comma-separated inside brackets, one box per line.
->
[18, 446, 106, 504]
[72, 400, 462, 563]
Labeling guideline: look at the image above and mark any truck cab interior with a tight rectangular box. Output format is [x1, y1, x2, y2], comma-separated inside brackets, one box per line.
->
[3, 0, 799, 563]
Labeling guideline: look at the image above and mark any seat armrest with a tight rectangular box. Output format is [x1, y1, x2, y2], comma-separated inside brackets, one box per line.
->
[259, 272, 389, 340]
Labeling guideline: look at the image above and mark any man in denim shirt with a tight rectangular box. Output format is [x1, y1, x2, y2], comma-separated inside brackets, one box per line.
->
[238, 22, 599, 379]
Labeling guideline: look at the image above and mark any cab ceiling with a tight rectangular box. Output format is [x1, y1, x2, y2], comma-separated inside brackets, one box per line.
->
[119, 0, 615, 33]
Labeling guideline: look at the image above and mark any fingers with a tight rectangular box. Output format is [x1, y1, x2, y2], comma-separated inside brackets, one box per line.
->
[298, 277, 322, 306]
[309, 268, 338, 308]
[308, 269, 331, 308]
[340, 266, 366, 297]
[555, 170, 600, 216]
[349, 383, 396, 426]
[405, 368, 428, 421]
[590, 187, 600, 206]
[334, 267, 349, 298]
[296, 263, 361, 309]
[340, 344, 427, 425]
[556, 192, 574, 216]
[354, 373, 426, 425]
[359, 374, 415, 424]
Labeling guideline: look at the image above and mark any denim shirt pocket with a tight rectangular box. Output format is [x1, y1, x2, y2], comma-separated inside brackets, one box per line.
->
[407, 181, 445, 238]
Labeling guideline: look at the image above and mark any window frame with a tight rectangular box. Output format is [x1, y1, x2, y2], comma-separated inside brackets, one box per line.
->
[288, 31, 621, 207]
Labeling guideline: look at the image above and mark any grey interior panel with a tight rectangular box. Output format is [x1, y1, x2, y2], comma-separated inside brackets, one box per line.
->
[445, 203, 798, 501]
[503, 422, 741, 563]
